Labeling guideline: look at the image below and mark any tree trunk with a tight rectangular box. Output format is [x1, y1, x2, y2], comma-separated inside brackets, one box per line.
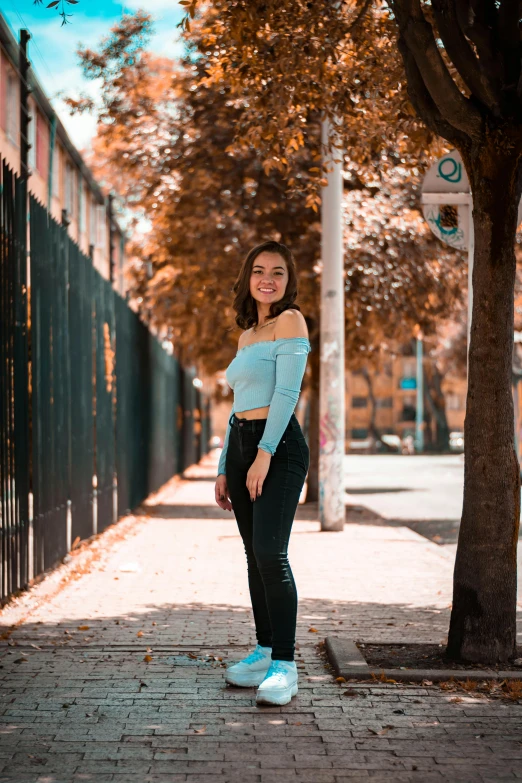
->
[424, 363, 451, 452]
[361, 367, 380, 451]
[447, 144, 521, 663]
[305, 332, 321, 503]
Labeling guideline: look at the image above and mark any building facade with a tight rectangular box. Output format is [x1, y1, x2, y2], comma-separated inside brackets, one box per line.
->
[346, 355, 466, 448]
[0, 17, 126, 293]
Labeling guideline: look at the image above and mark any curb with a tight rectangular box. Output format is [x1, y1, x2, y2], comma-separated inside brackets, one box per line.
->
[325, 636, 522, 682]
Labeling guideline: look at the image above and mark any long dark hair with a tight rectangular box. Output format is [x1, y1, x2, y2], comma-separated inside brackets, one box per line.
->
[232, 240, 302, 331]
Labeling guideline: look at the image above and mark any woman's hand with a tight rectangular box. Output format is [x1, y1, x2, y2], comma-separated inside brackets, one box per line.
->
[246, 449, 271, 501]
[215, 474, 233, 511]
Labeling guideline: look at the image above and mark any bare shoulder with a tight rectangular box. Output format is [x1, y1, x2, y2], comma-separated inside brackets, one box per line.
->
[274, 308, 308, 340]
[238, 328, 254, 350]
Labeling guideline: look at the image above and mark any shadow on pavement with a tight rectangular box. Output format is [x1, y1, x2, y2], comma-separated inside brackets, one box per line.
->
[344, 487, 414, 495]
[1, 600, 521, 781]
[141, 499, 463, 544]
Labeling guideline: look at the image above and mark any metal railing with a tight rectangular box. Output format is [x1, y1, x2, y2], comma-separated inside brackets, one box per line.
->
[0, 161, 30, 600]
[0, 159, 210, 602]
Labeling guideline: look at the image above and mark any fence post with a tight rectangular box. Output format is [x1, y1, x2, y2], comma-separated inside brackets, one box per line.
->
[19, 30, 31, 187]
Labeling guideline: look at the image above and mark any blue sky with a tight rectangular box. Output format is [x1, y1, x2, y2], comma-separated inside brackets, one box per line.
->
[1, 0, 184, 149]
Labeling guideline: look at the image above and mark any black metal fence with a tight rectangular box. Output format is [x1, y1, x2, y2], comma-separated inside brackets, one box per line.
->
[0, 159, 210, 602]
[0, 161, 30, 601]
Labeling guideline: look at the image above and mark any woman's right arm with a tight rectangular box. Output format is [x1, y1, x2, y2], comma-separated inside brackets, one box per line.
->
[218, 332, 244, 477]
[217, 400, 234, 477]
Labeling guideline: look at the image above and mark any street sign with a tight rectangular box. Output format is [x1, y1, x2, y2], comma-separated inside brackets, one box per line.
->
[421, 150, 471, 251]
[421, 150, 522, 251]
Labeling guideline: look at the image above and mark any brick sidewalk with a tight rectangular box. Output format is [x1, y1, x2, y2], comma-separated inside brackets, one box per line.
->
[0, 450, 521, 782]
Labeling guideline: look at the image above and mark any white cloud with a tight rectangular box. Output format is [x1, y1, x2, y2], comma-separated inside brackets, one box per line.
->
[123, 0, 184, 12]
[53, 97, 99, 153]
[152, 24, 185, 59]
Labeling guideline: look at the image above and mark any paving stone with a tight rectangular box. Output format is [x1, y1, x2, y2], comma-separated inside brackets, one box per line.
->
[0, 453, 520, 782]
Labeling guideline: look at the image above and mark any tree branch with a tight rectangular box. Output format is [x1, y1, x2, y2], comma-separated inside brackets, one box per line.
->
[431, 0, 501, 115]
[348, 0, 373, 35]
[498, 0, 521, 92]
[456, 0, 500, 85]
[391, 0, 483, 138]
[396, 36, 469, 148]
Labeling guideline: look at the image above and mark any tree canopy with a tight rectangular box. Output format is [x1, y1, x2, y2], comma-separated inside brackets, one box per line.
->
[73, 10, 464, 378]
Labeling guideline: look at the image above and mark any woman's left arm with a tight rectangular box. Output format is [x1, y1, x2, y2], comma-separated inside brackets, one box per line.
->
[256, 347, 310, 457]
[245, 311, 309, 500]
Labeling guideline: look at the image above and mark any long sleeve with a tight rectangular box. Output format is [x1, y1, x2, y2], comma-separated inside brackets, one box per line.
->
[217, 401, 234, 476]
[257, 339, 310, 456]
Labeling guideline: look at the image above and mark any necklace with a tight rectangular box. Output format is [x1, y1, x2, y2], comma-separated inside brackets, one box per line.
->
[253, 318, 278, 334]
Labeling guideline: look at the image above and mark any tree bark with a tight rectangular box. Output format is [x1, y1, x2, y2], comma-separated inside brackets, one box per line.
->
[361, 367, 380, 451]
[424, 363, 451, 452]
[447, 142, 522, 663]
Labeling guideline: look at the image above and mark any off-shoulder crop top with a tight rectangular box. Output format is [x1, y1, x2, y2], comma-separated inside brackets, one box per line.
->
[217, 336, 311, 476]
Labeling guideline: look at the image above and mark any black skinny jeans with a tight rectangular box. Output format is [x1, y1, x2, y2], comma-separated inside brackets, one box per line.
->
[225, 411, 310, 661]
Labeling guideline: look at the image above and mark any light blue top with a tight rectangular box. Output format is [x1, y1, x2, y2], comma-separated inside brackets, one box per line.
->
[217, 336, 311, 476]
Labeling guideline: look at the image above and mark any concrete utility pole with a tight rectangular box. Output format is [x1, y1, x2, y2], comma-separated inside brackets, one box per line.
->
[319, 118, 345, 532]
[415, 329, 424, 453]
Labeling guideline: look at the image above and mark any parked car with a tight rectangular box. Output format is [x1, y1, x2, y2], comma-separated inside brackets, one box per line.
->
[379, 434, 402, 453]
[449, 431, 464, 452]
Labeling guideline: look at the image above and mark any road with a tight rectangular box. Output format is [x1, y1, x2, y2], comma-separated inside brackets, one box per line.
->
[343, 453, 522, 606]
[345, 454, 464, 523]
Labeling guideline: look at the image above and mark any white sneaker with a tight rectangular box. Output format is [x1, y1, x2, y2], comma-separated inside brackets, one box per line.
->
[255, 660, 298, 705]
[225, 644, 272, 687]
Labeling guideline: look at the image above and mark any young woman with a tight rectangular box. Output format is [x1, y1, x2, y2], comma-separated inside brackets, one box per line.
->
[215, 240, 311, 706]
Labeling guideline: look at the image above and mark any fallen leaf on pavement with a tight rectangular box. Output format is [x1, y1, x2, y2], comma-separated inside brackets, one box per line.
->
[119, 562, 141, 572]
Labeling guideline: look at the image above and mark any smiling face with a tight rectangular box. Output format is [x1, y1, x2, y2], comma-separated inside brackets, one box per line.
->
[249, 251, 289, 307]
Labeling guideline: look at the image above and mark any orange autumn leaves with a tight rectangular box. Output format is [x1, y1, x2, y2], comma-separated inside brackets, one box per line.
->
[74, 9, 465, 378]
